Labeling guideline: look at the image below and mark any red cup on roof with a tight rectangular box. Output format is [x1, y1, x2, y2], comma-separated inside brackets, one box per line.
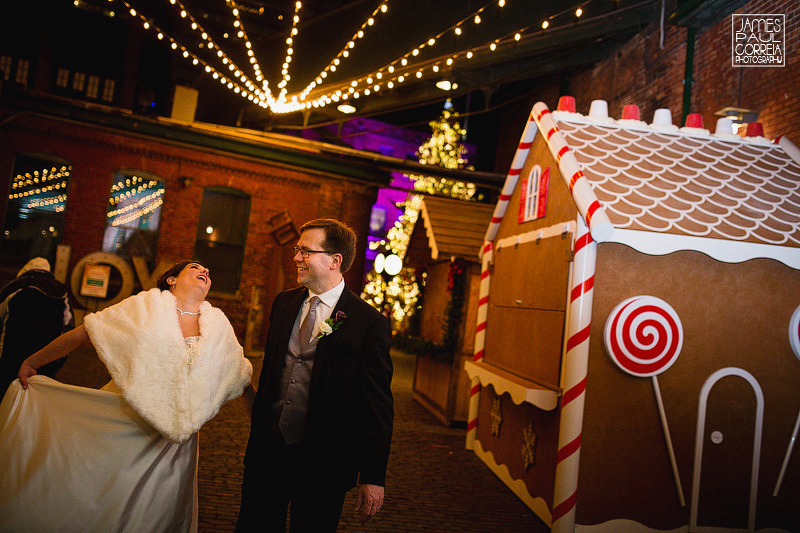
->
[557, 96, 576, 113]
[622, 105, 640, 120]
[746, 122, 764, 137]
[684, 113, 703, 128]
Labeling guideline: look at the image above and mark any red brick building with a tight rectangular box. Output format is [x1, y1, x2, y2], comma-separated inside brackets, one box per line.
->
[0, 91, 389, 345]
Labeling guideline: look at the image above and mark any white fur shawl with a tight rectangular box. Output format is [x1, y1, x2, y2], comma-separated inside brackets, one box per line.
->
[83, 288, 252, 442]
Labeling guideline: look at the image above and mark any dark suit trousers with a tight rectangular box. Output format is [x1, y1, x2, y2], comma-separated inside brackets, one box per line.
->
[236, 442, 348, 533]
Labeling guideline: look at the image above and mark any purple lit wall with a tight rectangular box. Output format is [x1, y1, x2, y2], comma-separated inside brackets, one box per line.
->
[303, 116, 475, 276]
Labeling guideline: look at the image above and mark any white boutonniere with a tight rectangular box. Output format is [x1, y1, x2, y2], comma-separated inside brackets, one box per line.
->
[316, 311, 346, 339]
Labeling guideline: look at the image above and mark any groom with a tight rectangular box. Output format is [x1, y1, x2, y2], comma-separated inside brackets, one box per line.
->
[236, 218, 394, 532]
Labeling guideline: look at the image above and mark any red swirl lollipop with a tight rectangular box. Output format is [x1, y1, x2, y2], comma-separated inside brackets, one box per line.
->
[604, 295, 683, 377]
[604, 295, 686, 506]
[775, 304, 800, 496]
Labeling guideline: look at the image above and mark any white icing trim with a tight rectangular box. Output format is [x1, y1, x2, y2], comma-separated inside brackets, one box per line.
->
[464, 361, 559, 411]
[419, 199, 439, 261]
[473, 439, 552, 526]
[690, 368, 764, 533]
[606, 229, 800, 269]
[575, 519, 689, 532]
[617, 118, 650, 131]
[495, 221, 576, 251]
[777, 135, 800, 166]
[553, 114, 780, 146]
[575, 521, 790, 533]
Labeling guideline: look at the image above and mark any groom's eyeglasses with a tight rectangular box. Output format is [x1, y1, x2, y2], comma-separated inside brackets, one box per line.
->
[294, 246, 333, 258]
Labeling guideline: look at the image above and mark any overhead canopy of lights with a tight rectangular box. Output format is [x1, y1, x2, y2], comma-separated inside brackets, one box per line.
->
[114, 0, 595, 115]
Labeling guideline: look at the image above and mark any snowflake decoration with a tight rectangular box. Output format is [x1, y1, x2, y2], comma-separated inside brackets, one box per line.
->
[521, 422, 537, 470]
[490, 397, 502, 436]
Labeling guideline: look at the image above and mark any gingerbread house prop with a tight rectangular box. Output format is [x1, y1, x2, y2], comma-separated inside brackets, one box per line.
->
[404, 195, 494, 425]
[464, 96, 800, 532]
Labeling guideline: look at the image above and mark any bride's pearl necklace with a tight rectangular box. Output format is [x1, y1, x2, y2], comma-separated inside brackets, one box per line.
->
[176, 306, 200, 316]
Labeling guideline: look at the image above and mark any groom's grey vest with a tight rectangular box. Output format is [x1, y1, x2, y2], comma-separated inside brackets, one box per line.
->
[274, 302, 319, 444]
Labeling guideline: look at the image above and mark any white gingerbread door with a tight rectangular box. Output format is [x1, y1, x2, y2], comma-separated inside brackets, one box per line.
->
[690, 368, 763, 532]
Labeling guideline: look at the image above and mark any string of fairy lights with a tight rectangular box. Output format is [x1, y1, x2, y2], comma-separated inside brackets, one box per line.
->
[115, 0, 601, 115]
[225, 0, 270, 96]
[8, 165, 71, 213]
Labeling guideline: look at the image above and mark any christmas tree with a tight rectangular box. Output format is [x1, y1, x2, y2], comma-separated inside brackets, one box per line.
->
[362, 104, 479, 325]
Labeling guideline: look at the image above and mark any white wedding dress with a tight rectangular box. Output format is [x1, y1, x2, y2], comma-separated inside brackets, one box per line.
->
[0, 375, 199, 532]
[0, 290, 253, 533]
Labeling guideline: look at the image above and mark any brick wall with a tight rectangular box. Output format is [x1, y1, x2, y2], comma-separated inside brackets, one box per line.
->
[493, 0, 798, 166]
[567, 0, 799, 139]
[694, 0, 799, 139]
[0, 114, 379, 344]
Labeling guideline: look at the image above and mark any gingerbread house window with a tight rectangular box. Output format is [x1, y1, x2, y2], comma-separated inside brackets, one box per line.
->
[520, 165, 549, 223]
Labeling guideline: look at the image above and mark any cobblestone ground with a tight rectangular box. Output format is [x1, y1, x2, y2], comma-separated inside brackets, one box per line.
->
[58, 345, 548, 532]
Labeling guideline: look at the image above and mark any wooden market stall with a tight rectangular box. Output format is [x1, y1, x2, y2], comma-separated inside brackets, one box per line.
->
[401, 195, 494, 425]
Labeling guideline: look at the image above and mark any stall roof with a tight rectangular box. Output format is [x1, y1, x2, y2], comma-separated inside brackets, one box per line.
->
[418, 196, 496, 261]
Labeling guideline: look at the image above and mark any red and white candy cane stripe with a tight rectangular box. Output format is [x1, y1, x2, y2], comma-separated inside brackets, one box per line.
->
[466, 241, 493, 450]
[552, 216, 597, 532]
[469, 106, 540, 449]
[532, 102, 614, 243]
[776, 134, 800, 166]
[482, 108, 540, 252]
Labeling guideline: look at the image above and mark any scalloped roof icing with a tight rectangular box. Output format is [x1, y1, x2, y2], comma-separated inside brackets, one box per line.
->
[551, 114, 800, 248]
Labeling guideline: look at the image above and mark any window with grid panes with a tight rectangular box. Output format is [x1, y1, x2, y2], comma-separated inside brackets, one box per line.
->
[101, 170, 165, 268]
[1, 154, 72, 275]
[193, 187, 250, 294]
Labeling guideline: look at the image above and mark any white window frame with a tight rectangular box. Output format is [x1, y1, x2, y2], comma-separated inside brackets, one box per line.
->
[522, 165, 542, 222]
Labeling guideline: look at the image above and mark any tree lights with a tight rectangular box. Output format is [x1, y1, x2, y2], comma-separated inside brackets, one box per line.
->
[362, 108, 479, 322]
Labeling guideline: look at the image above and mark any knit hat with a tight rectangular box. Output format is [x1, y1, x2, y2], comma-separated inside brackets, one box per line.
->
[17, 257, 51, 277]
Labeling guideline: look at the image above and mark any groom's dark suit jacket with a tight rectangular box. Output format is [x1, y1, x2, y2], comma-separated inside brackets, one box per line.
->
[244, 284, 393, 489]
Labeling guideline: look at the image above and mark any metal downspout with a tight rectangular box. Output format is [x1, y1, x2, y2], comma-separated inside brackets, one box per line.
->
[681, 27, 696, 124]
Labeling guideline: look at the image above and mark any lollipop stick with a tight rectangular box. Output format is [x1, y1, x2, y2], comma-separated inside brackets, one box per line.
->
[652, 375, 685, 507]
[773, 405, 800, 497]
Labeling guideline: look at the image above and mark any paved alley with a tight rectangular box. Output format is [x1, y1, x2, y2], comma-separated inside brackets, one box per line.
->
[58, 346, 548, 532]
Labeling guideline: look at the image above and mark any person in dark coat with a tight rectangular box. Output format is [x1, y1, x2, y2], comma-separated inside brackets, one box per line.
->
[236, 219, 394, 532]
[0, 258, 73, 396]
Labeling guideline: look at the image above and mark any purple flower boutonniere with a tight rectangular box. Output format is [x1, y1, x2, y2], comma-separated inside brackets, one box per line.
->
[317, 311, 346, 339]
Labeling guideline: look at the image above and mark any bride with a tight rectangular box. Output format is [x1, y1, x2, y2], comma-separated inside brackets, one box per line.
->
[0, 260, 254, 532]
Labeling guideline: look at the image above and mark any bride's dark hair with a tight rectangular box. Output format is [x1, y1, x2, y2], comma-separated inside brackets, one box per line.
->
[156, 260, 199, 291]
